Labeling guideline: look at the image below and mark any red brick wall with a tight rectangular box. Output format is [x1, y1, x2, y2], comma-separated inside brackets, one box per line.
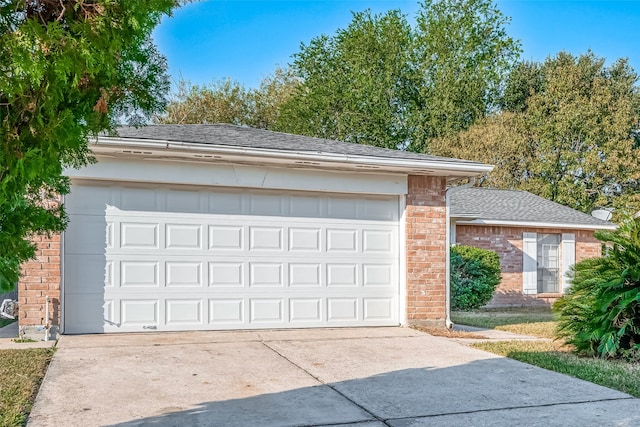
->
[18, 233, 61, 329]
[405, 175, 447, 325]
[455, 225, 601, 306]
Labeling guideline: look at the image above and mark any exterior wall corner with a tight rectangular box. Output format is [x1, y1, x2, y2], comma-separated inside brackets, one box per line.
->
[405, 175, 447, 325]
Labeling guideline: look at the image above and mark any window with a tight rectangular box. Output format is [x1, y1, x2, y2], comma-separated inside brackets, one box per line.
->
[523, 232, 575, 295]
[537, 234, 560, 293]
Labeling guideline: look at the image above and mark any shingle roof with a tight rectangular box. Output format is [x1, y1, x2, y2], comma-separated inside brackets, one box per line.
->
[450, 187, 614, 228]
[111, 124, 485, 166]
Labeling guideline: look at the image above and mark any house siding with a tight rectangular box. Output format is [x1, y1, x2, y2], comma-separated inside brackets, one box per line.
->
[455, 225, 601, 306]
[405, 175, 448, 326]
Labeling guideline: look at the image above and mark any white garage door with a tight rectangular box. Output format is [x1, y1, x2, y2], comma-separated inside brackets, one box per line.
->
[63, 181, 401, 333]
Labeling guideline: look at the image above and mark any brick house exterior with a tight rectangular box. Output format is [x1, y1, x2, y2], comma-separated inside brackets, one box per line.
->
[405, 176, 448, 325]
[18, 234, 61, 336]
[16, 125, 485, 337]
[450, 188, 615, 307]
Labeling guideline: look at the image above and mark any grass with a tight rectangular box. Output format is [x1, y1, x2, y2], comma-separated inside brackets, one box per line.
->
[453, 307, 640, 398]
[452, 306, 557, 338]
[474, 340, 640, 398]
[0, 348, 55, 427]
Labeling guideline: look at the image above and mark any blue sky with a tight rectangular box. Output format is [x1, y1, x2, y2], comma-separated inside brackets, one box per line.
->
[153, 1, 640, 88]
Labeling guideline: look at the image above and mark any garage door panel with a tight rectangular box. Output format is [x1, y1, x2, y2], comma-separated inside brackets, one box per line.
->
[64, 255, 112, 293]
[209, 225, 243, 250]
[249, 263, 284, 287]
[327, 229, 358, 252]
[250, 298, 284, 323]
[209, 262, 244, 287]
[120, 299, 159, 326]
[250, 194, 284, 216]
[363, 264, 395, 287]
[64, 183, 400, 333]
[165, 224, 202, 250]
[289, 298, 322, 323]
[363, 230, 394, 253]
[249, 226, 283, 251]
[289, 228, 321, 251]
[289, 263, 322, 287]
[209, 192, 243, 214]
[327, 298, 358, 322]
[166, 299, 203, 325]
[208, 299, 244, 324]
[65, 215, 111, 254]
[165, 262, 203, 287]
[120, 223, 159, 249]
[364, 298, 394, 321]
[120, 261, 160, 287]
[120, 187, 161, 211]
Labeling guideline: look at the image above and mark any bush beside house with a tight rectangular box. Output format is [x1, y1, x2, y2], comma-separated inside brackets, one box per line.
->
[554, 217, 640, 360]
[451, 245, 502, 310]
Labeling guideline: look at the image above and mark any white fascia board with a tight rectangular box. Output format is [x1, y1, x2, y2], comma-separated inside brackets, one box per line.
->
[91, 137, 493, 176]
[65, 156, 408, 195]
[455, 219, 617, 230]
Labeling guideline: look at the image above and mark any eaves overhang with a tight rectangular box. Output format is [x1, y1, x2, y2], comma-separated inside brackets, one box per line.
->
[92, 136, 494, 179]
[455, 219, 618, 230]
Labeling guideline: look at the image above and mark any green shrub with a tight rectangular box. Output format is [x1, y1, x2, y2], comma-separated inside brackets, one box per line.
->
[451, 245, 502, 310]
[554, 217, 640, 360]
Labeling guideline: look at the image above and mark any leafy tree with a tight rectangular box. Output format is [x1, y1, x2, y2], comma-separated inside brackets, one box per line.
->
[450, 245, 502, 310]
[156, 67, 299, 129]
[554, 217, 640, 360]
[157, 77, 248, 125]
[431, 52, 640, 217]
[410, 0, 520, 151]
[278, 9, 415, 149]
[278, 0, 520, 151]
[246, 67, 299, 130]
[0, 0, 177, 290]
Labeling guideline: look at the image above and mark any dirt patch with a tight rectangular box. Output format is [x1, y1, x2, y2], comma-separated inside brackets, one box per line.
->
[412, 326, 488, 339]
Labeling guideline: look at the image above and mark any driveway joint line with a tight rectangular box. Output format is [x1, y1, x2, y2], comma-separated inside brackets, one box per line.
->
[382, 396, 637, 422]
[260, 340, 391, 427]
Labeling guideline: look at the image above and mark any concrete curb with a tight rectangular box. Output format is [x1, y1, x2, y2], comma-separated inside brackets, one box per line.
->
[0, 322, 57, 350]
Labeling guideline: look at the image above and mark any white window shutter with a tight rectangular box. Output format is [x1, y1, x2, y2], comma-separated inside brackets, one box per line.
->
[561, 233, 576, 292]
[522, 232, 537, 295]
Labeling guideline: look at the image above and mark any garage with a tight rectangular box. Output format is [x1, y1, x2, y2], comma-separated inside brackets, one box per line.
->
[63, 181, 401, 333]
[18, 124, 492, 337]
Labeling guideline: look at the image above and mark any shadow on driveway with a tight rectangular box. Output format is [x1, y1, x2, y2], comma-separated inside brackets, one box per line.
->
[27, 328, 640, 427]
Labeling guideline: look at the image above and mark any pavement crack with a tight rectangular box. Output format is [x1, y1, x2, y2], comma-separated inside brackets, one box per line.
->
[384, 396, 638, 422]
[260, 340, 391, 427]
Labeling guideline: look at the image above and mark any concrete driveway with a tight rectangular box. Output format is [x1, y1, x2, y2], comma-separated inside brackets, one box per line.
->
[29, 327, 639, 427]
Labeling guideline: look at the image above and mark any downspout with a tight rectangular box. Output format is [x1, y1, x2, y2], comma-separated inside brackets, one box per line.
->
[445, 177, 476, 329]
[44, 295, 50, 341]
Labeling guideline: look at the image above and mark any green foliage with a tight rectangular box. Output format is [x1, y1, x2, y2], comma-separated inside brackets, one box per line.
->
[554, 217, 640, 360]
[277, 0, 520, 150]
[278, 9, 415, 149]
[431, 51, 640, 217]
[156, 67, 299, 129]
[0, 1, 177, 290]
[450, 245, 502, 310]
[410, 0, 520, 150]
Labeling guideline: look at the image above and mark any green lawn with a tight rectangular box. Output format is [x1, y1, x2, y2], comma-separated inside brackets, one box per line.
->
[452, 307, 640, 398]
[474, 340, 640, 397]
[0, 348, 55, 427]
[452, 306, 556, 338]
